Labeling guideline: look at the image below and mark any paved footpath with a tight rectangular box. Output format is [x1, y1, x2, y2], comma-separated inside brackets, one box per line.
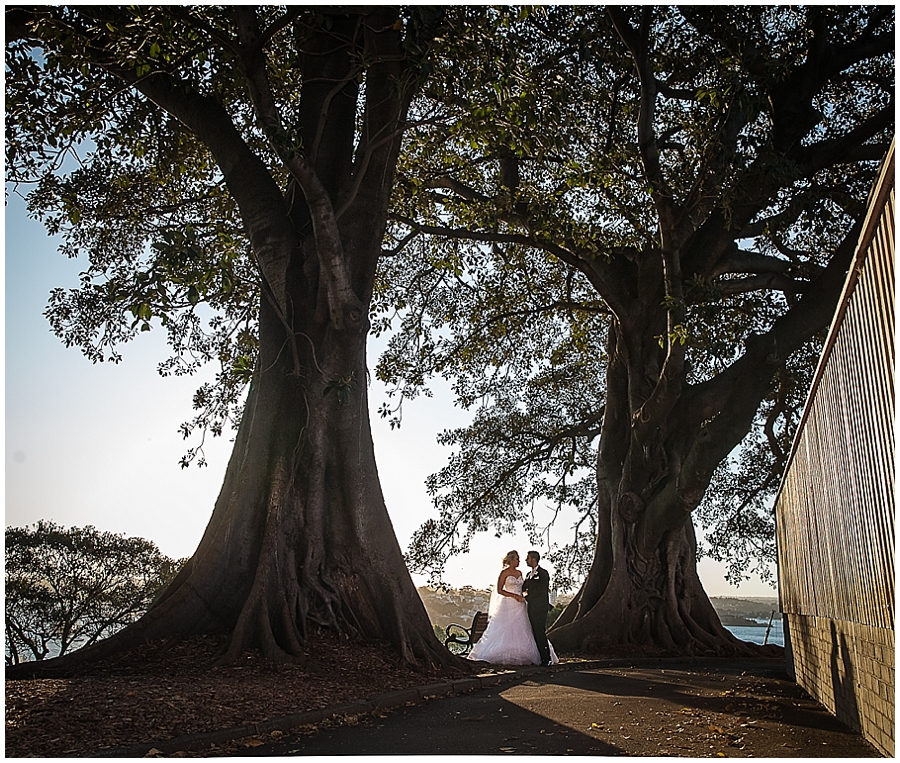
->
[210, 661, 879, 758]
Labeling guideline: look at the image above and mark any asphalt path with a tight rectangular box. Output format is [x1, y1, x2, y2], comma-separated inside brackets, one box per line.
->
[223, 662, 879, 757]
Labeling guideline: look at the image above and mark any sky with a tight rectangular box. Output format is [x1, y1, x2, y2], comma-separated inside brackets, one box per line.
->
[4, 191, 777, 599]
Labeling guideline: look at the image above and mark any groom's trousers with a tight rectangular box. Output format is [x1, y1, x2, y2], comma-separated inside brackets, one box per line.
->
[527, 602, 551, 665]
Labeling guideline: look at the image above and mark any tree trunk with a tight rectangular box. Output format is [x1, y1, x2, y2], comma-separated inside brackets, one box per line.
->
[551, 310, 751, 655]
[551, 497, 769, 657]
[549, 216, 857, 656]
[550, 428, 780, 657]
[8, 261, 457, 679]
[156, 294, 449, 668]
[7, 7, 459, 679]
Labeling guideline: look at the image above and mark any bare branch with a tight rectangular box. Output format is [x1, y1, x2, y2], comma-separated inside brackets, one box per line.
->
[425, 175, 491, 203]
[608, 7, 680, 234]
[713, 250, 792, 277]
[715, 273, 804, 296]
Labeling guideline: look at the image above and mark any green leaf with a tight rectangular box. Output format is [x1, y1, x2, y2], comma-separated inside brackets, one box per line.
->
[323, 373, 356, 404]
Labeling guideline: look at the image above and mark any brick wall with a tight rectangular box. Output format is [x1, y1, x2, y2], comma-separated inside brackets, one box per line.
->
[786, 614, 894, 756]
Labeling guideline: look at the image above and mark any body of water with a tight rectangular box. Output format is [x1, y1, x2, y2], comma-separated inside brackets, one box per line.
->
[725, 620, 784, 647]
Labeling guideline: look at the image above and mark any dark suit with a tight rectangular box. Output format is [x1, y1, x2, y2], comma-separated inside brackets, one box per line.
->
[522, 565, 552, 664]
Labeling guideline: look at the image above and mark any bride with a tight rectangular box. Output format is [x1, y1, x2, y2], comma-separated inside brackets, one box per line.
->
[469, 550, 559, 665]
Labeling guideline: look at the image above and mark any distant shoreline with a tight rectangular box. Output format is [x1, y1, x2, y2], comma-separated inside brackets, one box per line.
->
[718, 615, 777, 627]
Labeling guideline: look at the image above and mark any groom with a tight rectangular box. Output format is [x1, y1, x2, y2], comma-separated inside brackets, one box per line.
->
[522, 550, 552, 666]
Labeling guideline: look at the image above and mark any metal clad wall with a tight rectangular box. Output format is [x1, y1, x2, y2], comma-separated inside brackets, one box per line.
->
[775, 145, 894, 755]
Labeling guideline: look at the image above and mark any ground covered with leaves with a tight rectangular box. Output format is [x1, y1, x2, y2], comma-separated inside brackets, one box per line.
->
[5, 633, 470, 758]
[6, 638, 880, 759]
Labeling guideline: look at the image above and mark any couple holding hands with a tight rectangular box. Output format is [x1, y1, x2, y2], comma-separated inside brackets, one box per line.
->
[469, 550, 559, 666]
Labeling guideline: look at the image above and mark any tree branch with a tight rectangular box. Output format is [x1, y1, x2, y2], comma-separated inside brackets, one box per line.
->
[689, 217, 862, 437]
[333, 8, 442, 261]
[382, 228, 421, 257]
[425, 175, 492, 203]
[654, 78, 697, 101]
[832, 27, 895, 73]
[642, 215, 861, 544]
[257, 6, 303, 51]
[334, 123, 406, 221]
[19, 7, 294, 319]
[738, 190, 814, 240]
[233, 7, 360, 331]
[676, 7, 766, 76]
[713, 249, 792, 277]
[168, 6, 241, 56]
[437, 300, 609, 375]
[392, 214, 575, 264]
[796, 102, 894, 175]
[715, 273, 804, 296]
[447, 410, 606, 527]
[608, 7, 680, 235]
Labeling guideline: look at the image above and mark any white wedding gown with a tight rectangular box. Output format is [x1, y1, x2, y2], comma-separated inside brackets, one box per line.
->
[468, 574, 559, 665]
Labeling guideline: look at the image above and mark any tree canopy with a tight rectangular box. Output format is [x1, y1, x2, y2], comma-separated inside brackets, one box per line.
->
[5, 522, 183, 665]
[371, 6, 893, 650]
[8, 7, 258, 463]
[5, 5, 894, 662]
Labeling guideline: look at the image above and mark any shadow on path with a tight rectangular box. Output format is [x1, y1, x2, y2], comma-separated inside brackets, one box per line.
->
[241, 688, 621, 756]
[233, 662, 879, 758]
[556, 665, 864, 737]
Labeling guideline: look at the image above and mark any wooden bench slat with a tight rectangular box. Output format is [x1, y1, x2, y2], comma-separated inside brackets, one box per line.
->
[443, 611, 488, 655]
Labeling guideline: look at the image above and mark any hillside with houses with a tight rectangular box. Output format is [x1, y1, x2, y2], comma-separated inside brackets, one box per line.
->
[417, 586, 780, 635]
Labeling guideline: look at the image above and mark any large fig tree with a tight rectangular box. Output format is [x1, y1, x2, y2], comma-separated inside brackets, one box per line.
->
[6, 5, 455, 675]
[376, 6, 894, 654]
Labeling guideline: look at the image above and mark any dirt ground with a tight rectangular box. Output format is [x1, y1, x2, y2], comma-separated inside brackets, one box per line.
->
[5, 633, 459, 758]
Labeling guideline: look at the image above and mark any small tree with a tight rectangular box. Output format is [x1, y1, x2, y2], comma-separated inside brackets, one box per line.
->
[5, 522, 183, 665]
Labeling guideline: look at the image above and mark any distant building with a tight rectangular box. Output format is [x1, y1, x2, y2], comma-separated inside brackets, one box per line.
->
[775, 142, 894, 756]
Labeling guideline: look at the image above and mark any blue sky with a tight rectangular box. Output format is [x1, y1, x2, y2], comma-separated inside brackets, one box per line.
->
[4, 191, 775, 597]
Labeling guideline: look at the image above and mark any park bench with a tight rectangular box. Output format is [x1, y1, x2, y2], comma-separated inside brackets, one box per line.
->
[444, 611, 489, 655]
